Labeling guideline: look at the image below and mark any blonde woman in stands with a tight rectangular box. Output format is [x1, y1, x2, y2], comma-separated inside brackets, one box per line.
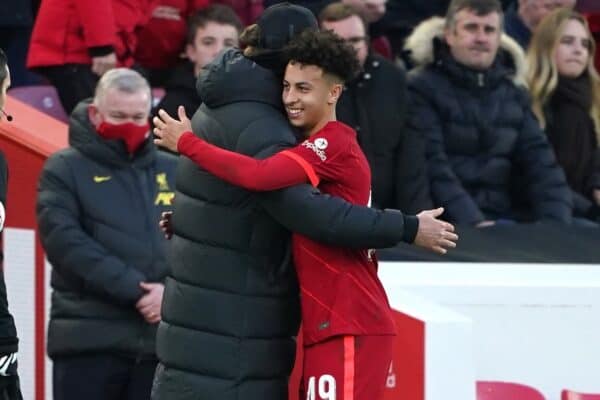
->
[527, 7, 600, 222]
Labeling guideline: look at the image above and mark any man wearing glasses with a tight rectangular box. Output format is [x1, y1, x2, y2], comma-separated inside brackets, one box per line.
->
[319, 2, 432, 214]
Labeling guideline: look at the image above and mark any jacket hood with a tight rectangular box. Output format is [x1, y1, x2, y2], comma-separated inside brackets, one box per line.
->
[404, 17, 527, 87]
[197, 48, 283, 110]
[69, 100, 155, 167]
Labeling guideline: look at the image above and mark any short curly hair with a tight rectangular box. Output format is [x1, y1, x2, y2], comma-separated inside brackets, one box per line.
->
[283, 29, 360, 83]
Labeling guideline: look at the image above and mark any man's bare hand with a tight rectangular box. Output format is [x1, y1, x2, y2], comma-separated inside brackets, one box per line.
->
[159, 211, 173, 239]
[153, 106, 191, 152]
[414, 207, 458, 255]
[91, 52, 117, 76]
[594, 189, 600, 205]
[136, 282, 164, 324]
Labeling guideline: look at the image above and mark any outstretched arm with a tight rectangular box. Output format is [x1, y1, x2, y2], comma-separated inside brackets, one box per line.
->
[176, 132, 316, 191]
[154, 106, 316, 191]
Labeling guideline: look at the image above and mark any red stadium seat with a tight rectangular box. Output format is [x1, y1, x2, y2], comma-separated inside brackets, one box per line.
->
[562, 389, 600, 400]
[7, 85, 69, 123]
[477, 381, 546, 400]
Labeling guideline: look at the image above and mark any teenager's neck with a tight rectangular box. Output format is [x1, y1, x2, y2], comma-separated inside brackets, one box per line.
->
[306, 109, 337, 137]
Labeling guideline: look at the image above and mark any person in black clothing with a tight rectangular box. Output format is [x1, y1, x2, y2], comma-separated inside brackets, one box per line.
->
[151, 3, 455, 400]
[404, 0, 572, 226]
[504, 0, 576, 49]
[152, 4, 243, 120]
[527, 8, 600, 221]
[0, 49, 23, 400]
[319, 2, 433, 213]
[36, 68, 177, 400]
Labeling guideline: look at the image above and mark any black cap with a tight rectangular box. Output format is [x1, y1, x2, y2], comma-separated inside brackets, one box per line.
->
[256, 2, 318, 51]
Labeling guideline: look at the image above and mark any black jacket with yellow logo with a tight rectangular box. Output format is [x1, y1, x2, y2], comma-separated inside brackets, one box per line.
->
[36, 101, 177, 359]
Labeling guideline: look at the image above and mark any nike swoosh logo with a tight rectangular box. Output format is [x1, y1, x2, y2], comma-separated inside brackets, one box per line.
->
[93, 176, 112, 183]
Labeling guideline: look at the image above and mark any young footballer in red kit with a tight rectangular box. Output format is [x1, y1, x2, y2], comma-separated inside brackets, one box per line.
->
[154, 29, 457, 400]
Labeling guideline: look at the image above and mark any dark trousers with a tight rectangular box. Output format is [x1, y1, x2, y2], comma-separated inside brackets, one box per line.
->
[53, 354, 157, 400]
[38, 64, 98, 114]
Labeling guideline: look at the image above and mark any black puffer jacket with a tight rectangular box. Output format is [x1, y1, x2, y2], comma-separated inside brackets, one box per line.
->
[152, 49, 417, 400]
[0, 153, 17, 357]
[337, 54, 432, 213]
[37, 101, 177, 358]
[0, 0, 33, 27]
[405, 18, 572, 225]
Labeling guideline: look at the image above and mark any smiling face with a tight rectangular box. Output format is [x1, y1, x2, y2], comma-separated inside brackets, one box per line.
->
[554, 18, 591, 78]
[282, 62, 341, 137]
[445, 8, 502, 71]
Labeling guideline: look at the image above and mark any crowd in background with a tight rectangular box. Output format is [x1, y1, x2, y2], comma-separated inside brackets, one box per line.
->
[2, 0, 600, 226]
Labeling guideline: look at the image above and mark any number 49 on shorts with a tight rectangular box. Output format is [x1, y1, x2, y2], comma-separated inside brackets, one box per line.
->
[306, 374, 337, 400]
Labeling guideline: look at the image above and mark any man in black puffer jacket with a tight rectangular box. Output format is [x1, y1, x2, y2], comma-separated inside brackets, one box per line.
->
[152, 3, 457, 400]
[404, 0, 572, 226]
[37, 69, 177, 400]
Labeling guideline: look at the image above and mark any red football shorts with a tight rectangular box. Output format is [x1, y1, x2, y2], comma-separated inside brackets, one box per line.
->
[301, 335, 394, 400]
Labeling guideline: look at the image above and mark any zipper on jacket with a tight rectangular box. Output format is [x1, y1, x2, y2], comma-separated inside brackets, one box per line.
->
[477, 73, 485, 87]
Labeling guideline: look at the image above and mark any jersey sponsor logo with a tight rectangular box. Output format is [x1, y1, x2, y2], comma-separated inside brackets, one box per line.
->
[314, 138, 328, 150]
[307, 374, 336, 400]
[302, 140, 327, 161]
[93, 175, 111, 183]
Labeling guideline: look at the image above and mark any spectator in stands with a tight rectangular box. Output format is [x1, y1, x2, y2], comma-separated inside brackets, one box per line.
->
[152, 5, 242, 121]
[36, 68, 176, 400]
[319, 3, 432, 213]
[372, 0, 513, 60]
[135, 0, 210, 86]
[0, 48, 23, 400]
[27, 0, 155, 114]
[504, 0, 576, 49]
[527, 8, 600, 221]
[404, 0, 572, 226]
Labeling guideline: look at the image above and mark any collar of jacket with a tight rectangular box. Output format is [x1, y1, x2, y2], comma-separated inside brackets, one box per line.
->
[68, 100, 156, 168]
[345, 54, 382, 90]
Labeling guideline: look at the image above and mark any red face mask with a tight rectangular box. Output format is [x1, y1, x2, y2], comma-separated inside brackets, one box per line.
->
[97, 121, 150, 154]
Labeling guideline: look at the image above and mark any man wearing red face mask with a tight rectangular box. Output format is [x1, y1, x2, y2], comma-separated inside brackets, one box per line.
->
[36, 68, 177, 400]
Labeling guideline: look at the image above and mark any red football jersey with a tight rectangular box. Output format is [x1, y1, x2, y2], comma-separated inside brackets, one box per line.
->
[281, 121, 396, 345]
[177, 120, 397, 345]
